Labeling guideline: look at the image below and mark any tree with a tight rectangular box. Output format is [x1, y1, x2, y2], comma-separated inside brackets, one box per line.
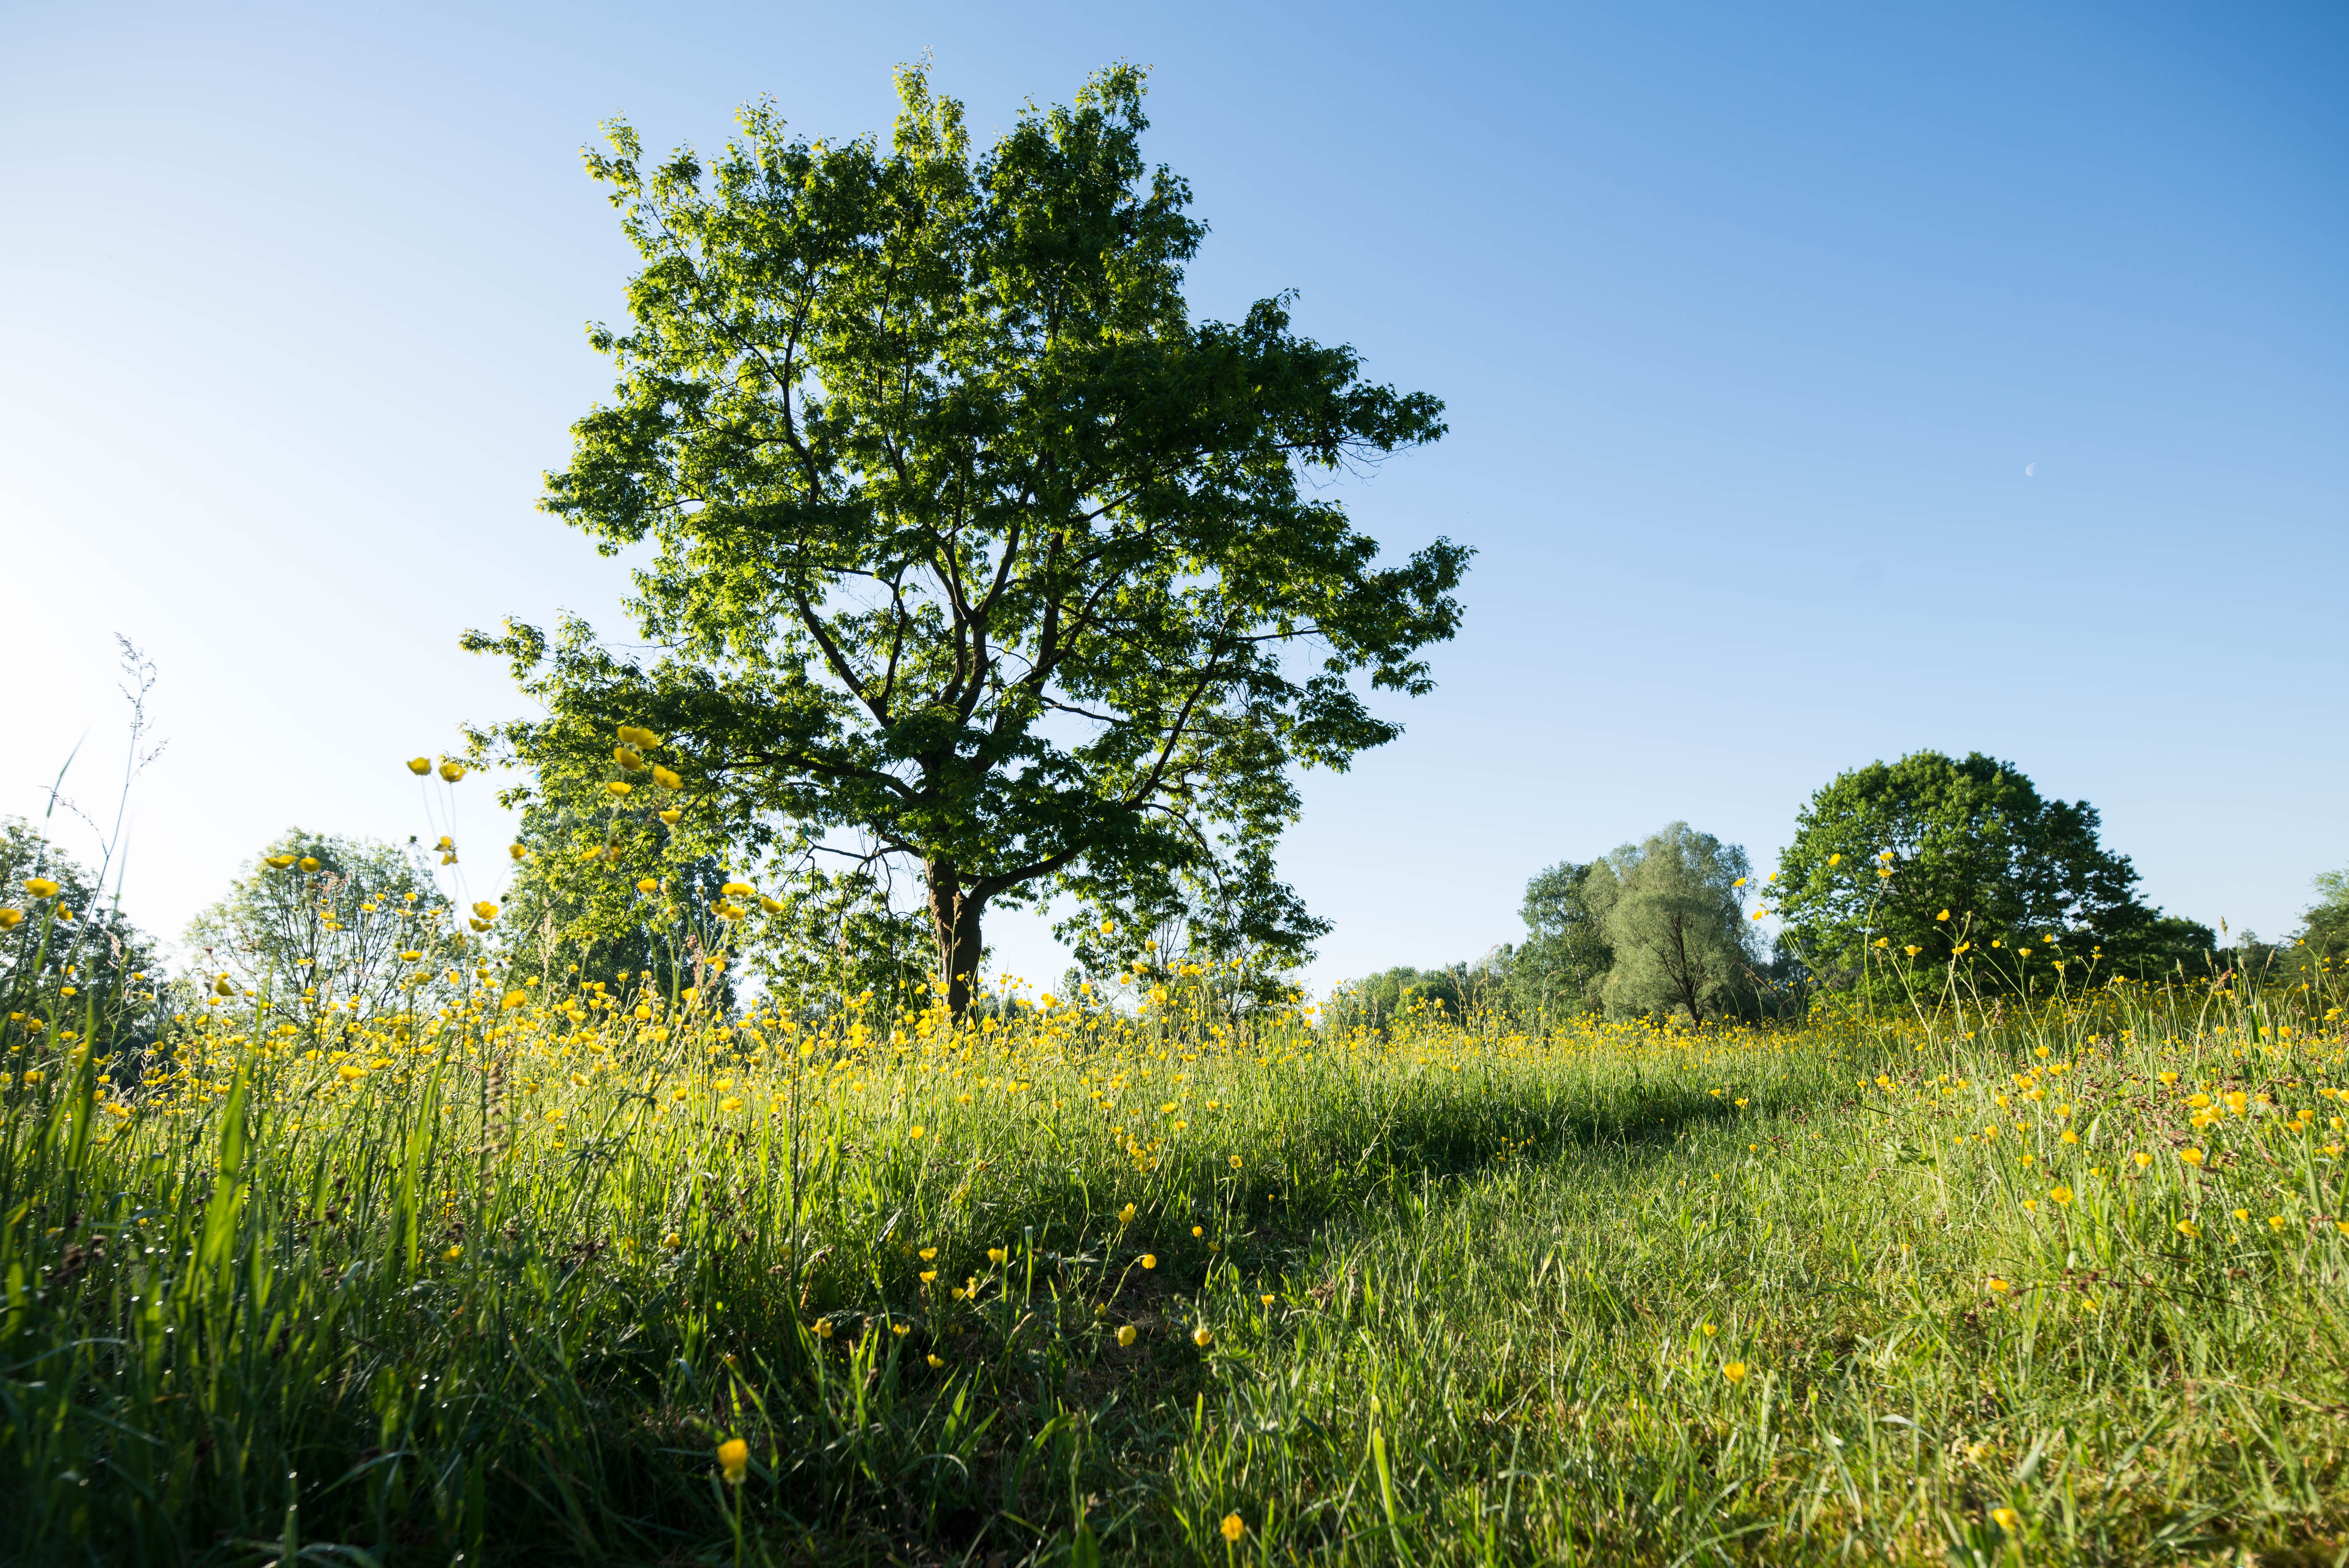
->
[464, 64, 1466, 1015]
[183, 830, 455, 1024]
[2297, 867, 2349, 966]
[1596, 823, 1758, 1025]
[1773, 751, 2212, 989]
[1506, 859, 1616, 1020]
[1056, 829, 1328, 1016]
[0, 817, 158, 1056]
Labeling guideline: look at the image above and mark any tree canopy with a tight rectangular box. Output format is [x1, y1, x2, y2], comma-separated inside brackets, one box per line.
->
[1773, 750, 2213, 989]
[1596, 823, 1760, 1025]
[467, 63, 1465, 1013]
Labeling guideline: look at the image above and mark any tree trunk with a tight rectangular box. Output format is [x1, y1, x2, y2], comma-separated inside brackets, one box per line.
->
[926, 859, 987, 1018]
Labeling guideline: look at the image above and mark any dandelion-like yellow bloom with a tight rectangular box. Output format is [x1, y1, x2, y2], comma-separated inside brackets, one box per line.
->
[987, 1247, 1008, 1264]
[1140, 1253, 1157, 1269]
[1993, 1508, 2020, 1533]
[927, 1353, 946, 1368]
[24, 879, 59, 900]
[1221, 1513, 1245, 1543]
[407, 756, 432, 775]
[1116, 1325, 1137, 1347]
[1118, 1203, 1137, 1224]
[2179, 1147, 2203, 1166]
[438, 761, 466, 783]
[1722, 1361, 1747, 1383]
[909, 1124, 925, 1139]
[1987, 1277, 2011, 1294]
[0, 910, 21, 930]
[509, 843, 528, 860]
[659, 808, 681, 824]
[1936, 909, 1950, 921]
[2049, 1185, 2073, 1206]
[1193, 1327, 1214, 1348]
[653, 766, 683, 790]
[606, 780, 633, 797]
[718, 1438, 749, 1484]
[443, 1245, 463, 1262]
[2176, 1220, 2199, 1238]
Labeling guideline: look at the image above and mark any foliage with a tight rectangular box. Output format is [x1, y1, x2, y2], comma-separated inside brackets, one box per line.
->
[464, 63, 1466, 1013]
[1596, 822, 1761, 1025]
[1504, 857, 1616, 1020]
[0, 818, 158, 1059]
[1774, 750, 2214, 991]
[182, 828, 454, 1019]
[1056, 831, 1327, 1016]
[2302, 866, 2349, 965]
[3, 890, 2346, 1563]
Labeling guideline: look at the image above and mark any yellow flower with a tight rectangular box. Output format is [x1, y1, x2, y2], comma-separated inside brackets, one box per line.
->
[502, 990, 527, 1012]
[606, 780, 633, 796]
[442, 1245, 463, 1262]
[2232, 1208, 2249, 1222]
[659, 808, 682, 824]
[662, 1231, 682, 1250]
[2179, 1148, 2203, 1167]
[614, 745, 645, 771]
[653, 766, 683, 790]
[1722, 1361, 1747, 1383]
[1987, 1277, 2011, 1293]
[909, 1124, 925, 1140]
[23, 879, 59, 900]
[1876, 866, 1892, 878]
[2132, 1152, 2152, 1168]
[1261, 1294, 1276, 1308]
[636, 878, 659, 894]
[2176, 1220, 2199, 1239]
[718, 1438, 749, 1484]
[2269, 1214, 2287, 1231]
[438, 760, 466, 783]
[919, 1271, 938, 1284]
[918, 1247, 937, 1261]
[0, 910, 21, 930]
[987, 1247, 1008, 1265]
[1118, 1203, 1137, 1224]
[891, 1322, 910, 1336]
[1992, 1507, 2020, 1533]
[1193, 1327, 1214, 1348]
[1936, 908, 1950, 921]
[509, 843, 528, 861]
[1116, 1324, 1137, 1347]
[1221, 1513, 1245, 1543]
[2048, 1185, 2073, 1206]
[1141, 1254, 1157, 1269]
[1904, 944, 1922, 957]
[1828, 854, 1841, 866]
[814, 1318, 834, 1339]
[927, 1353, 946, 1368]
[406, 756, 431, 775]
[1229, 1155, 1244, 1170]
[2157, 1071, 2179, 1087]
[1192, 1225, 1204, 1237]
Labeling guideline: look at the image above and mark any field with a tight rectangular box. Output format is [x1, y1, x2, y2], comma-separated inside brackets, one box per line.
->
[4, 917, 2348, 1565]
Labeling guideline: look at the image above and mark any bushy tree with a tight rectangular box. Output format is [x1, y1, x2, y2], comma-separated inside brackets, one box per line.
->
[1505, 859, 1616, 1020]
[2302, 867, 2349, 965]
[0, 817, 158, 1056]
[1057, 832, 1327, 1016]
[1774, 751, 2212, 988]
[1596, 823, 1759, 1025]
[465, 63, 1466, 1016]
[183, 830, 455, 1023]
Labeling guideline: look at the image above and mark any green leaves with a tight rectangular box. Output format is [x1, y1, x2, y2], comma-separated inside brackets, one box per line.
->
[1774, 750, 2210, 989]
[478, 63, 1466, 1009]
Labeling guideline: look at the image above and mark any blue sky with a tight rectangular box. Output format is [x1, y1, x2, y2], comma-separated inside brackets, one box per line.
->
[5, 0, 2344, 987]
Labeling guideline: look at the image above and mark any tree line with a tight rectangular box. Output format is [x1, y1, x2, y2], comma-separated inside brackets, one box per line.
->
[1330, 749, 2345, 1034]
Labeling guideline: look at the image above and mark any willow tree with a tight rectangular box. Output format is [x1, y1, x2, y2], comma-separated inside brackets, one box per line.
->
[465, 65, 1466, 1013]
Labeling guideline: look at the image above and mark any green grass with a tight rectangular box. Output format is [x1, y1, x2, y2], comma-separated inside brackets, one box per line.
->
[2, 957, 2346, 1564]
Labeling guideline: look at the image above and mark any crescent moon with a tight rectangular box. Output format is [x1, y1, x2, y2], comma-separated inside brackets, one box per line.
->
[2024, 462, 2036, 477]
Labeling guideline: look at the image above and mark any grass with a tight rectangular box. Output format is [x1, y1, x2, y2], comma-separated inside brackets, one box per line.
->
[3, 898, 2347, 1564]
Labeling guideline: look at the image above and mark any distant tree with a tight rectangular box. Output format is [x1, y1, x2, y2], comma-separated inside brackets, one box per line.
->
[1506, 859, 1616, 1020]
[497, 803, 744, 1007]
[2302, 867, 2349, 965]
[465, 63, 1465, 1016]
[1057, 831, 1328, 1016]
[1324, 965, 1462, 1036]
[0, 817, 158, 1056]
[1596, 823, 1759, 1025]
[183, 830, 455, 1024]
[1774, 751, 2212, 989]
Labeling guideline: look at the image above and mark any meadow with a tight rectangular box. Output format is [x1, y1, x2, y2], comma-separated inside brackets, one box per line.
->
[3, 879, 2347, 1566]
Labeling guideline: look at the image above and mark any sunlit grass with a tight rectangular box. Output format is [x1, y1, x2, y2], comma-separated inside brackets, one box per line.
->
[3, 896, 2346, 1563]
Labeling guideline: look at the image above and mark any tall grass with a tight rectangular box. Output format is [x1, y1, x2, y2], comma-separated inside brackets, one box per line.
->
[2, 885, 2345, 1564]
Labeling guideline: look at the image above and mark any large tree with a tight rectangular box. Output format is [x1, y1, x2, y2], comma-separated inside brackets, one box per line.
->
[1594, 823, 1759, 1025]
[466, 65, 1466, 1013]
[1773, 751, 2213, 989]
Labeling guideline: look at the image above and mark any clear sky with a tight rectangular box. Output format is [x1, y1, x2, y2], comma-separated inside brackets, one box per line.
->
[5, 0, 2344, 990]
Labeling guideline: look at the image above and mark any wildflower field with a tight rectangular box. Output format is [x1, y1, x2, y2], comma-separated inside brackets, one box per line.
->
[3, 879, 2347, 1565]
